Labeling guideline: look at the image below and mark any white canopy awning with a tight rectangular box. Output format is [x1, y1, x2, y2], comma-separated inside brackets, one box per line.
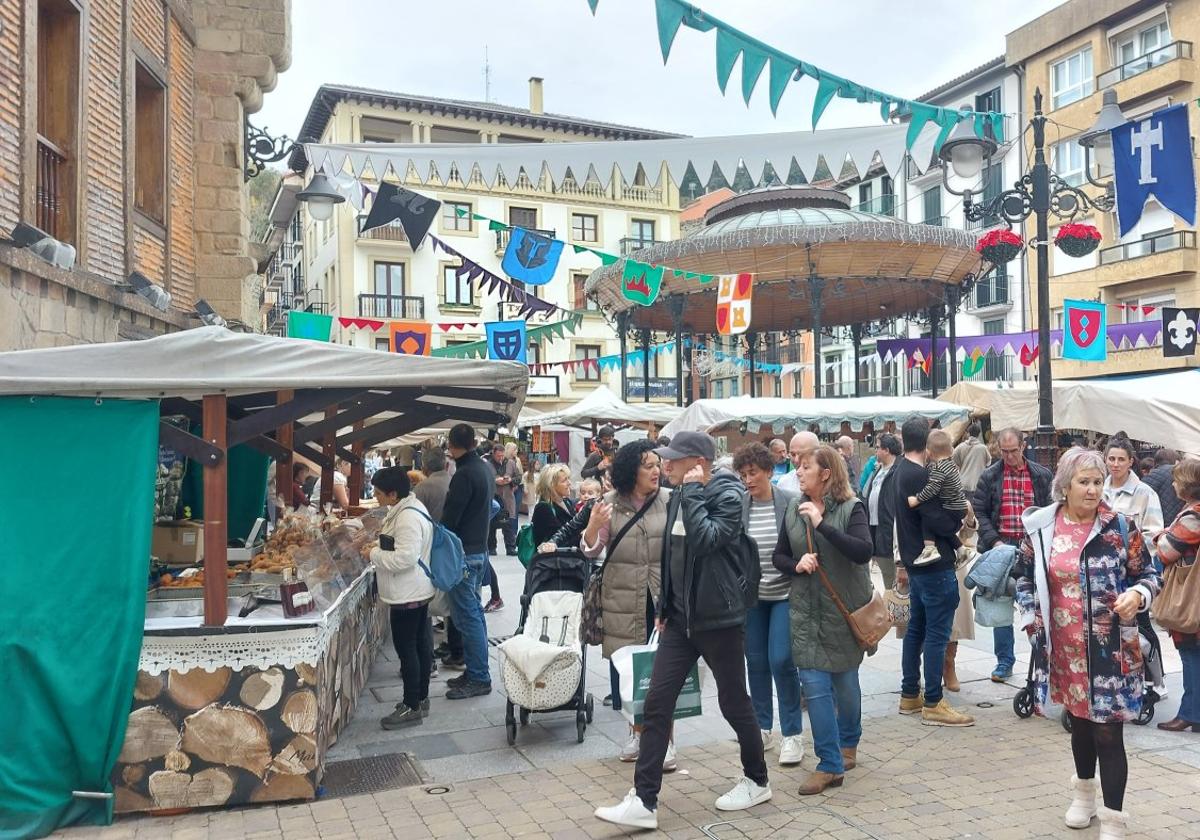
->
[940, 370, 1200, 456]
[519, 385, 682, 429]
[661, 395, 972, 438]
[304, 121, 939, 191]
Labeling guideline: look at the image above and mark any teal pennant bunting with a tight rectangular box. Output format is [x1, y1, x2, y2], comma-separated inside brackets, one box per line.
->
[767, 55, 796, 115]
[714, 28, 741, 94]
[812, 74, 842, 130]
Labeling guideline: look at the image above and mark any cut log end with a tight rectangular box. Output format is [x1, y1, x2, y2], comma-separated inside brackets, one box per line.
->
[239, 667, 285, 711]
[117, 707, 181, 764]
[180, 704, 272, 777]
[167, 667, 232, 709]
[281, 689, 318, 735]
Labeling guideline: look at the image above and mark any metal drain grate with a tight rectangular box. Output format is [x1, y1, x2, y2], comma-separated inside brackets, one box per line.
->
[487, 634, 513, 647]
[321, 752, 424, 798]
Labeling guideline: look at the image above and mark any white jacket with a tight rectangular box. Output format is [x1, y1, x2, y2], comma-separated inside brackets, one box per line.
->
[370, 496, 435, 605]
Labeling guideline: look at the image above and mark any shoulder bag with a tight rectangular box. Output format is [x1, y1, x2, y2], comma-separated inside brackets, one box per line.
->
[581, 493, 658, 646]
[1150, 511, 1200, 634]
[804, 518, 893, 650]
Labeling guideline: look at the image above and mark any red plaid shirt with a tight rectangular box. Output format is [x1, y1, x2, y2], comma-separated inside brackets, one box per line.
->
[998, 462, 1035, 540]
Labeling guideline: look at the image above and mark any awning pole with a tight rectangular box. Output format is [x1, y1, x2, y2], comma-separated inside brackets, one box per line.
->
[202, 393, 229, 627]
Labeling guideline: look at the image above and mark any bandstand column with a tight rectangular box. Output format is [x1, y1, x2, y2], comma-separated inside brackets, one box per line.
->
[810, 278, 825, 397]
[928, 305, 941, 399]
[850, 323, 863, 398]
[947, 285, 960, 387]
[617, 311, 629, 402]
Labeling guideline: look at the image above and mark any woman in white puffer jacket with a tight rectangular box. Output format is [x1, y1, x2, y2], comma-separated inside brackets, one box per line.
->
[370, 467, 435, 729]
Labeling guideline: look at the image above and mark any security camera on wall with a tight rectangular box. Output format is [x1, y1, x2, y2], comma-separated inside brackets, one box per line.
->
[6, 222, 77, 270]
[127, 271, 172, 312]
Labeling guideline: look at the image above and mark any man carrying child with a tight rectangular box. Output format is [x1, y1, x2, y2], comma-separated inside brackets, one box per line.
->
[906, 429, 970, 566]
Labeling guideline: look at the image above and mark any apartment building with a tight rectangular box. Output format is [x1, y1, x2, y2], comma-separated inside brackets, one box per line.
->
[1008, 0, 1200, 377]
[287, 81, 683, 410]
[0, 0, 292, 349]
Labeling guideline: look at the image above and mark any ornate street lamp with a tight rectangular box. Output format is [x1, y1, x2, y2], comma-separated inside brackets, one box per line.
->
[296, 173, 346, 222]
[939, 89, 1126, 467]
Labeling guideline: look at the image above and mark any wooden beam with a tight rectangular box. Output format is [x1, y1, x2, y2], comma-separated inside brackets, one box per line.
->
[227, 388, 368, 448]
[240, 434, 291, 462]
[417, 385, 517, 404]
[159, 421, 224, 466]
[349, 421, 365, 506]
[161, 396, 202, 423]
[296, 442, 334, 471]
[202, 394, 229, 627]
[333, 405, 508, 451]
[320, 405, 336, 508]
[276, 390, 294, 511]
[292, 389, 412, 447]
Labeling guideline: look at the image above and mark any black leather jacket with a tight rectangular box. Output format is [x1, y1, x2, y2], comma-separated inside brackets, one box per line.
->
[548, 499, 596, 549]
[659, 470, 748, 636]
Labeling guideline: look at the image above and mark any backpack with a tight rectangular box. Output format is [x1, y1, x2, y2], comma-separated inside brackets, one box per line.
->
[411, 509, 468, 592]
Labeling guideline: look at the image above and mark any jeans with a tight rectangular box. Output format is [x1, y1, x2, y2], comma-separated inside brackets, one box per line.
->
[390, 603, 433, 709]
[1177, 643, 1200, 723]
[448, 552, 491, 684]
[993, 625, 1016, 672]
[901, 567, 960, 706]
[745, 599, 803, 736]
[797, 668, 862, 774]
[634, 622, 766, 810]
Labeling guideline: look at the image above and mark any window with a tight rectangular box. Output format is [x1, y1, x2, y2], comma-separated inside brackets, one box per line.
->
[442, 202, 472, 232]
[921, 188, 942, 225]
[632, 351, 659, 379]
[442, 265, 473, 307]
[631, 219, 656, 245]
[858, 182, 873, 206]
[571, 213, 598, 242]
[374, 262, 406, 298]
[36, 0, 81, 242]
[134, 62, 167, 222]
[982, 318, 1007, 380]
[1121, 291, 1175, 323]
[975, 86, 1002, 115]
[1053, 139, 1085, 187]
[527, 342, 542, 367]
[509, 206, 538, 229]
[574, 345, 601, 381]
[375, 338, 390, 352]
[1114, 17, 1171, 70]
[572, 273, 599, 312]
[1050, 47, 1093, 109]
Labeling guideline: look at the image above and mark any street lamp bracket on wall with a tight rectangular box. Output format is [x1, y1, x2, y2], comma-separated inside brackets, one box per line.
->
[245, 119, 297, 181]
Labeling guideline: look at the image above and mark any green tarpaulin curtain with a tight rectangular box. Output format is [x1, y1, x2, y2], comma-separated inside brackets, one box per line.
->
[286, 310, 333, 341]
[182, 442, 268, 543]
[0, 397, 158, 838]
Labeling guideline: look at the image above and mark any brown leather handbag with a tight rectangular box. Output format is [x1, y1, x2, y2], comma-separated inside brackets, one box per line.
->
[804, 519, 893, 650]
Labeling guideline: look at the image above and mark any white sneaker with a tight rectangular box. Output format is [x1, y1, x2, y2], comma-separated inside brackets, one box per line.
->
[594, 788, 657, 830]
[760, 729, 774, 751]
[619, 728, 641, 762]
[912, 543, 941, 566]
[663, 740, 677, 772]
[778, 735, 804, 766]
[715, 777, 772, 812]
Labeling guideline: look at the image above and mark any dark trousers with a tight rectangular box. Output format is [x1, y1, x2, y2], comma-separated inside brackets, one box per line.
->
[634, 622, 767, 809]
[390, 603, 433, 710]
[918, 500, 964, 548]
[487, 512, 516, 554]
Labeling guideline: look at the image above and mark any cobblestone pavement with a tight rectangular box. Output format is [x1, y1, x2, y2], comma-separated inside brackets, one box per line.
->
[56, 547, 1200, 839]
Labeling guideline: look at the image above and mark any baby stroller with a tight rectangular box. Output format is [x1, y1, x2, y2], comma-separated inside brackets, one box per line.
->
[499, 550, 595, 745]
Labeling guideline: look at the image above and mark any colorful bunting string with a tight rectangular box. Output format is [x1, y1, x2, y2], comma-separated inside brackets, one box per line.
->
[584, 0, 1004, 147]
[428, 235, 576, 320]
[337, 317, 386, 331]
[430, 313, 586, 359]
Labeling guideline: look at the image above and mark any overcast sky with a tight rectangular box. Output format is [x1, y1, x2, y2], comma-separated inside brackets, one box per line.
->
[256, 0, 1068, 143]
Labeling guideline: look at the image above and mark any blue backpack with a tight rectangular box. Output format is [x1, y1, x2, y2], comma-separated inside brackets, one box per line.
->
[411, 509, 467, 592]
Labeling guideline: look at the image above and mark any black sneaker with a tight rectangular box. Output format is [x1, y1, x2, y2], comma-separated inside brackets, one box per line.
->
[446, 673, 470, 689]
[433, 643, 450, 659]
[420, 698, 430, 718]
[441, 656, 466, 671]
[380, 705, 423, 729]
[446, 680, 492, 700]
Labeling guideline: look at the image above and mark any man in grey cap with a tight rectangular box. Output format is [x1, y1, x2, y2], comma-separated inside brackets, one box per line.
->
[595, 431, 770, 830]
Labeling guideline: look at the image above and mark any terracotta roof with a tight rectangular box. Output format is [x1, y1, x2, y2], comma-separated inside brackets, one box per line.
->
[288, 84, 684, 172]
[680, 188, 736, 223]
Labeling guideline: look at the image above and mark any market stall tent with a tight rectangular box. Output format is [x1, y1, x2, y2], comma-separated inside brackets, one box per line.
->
[661, 395, 972, 438]
[940, 369, 1200, 456]
[519, 384, 683, 430]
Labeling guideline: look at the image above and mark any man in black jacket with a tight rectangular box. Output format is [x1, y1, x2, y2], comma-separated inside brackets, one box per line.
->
[439, 423, 494, 700]
[595, 431, 769, 830]
[972, 428, 1052, 682]
[1144, 448, 1183, 525]
[581, 425, 617, 481]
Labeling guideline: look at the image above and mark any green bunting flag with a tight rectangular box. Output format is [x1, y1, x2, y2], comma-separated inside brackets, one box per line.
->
[621, 260, 665, 306]
[961, 353, 986, 378]
[431, 314, 585, 359]
[585, 0, 1003, 145]
[286, 310, 333, 342]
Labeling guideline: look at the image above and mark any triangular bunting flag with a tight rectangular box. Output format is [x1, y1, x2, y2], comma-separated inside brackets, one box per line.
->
[621, 260, 665, 306]
[360, 183, 441, 248]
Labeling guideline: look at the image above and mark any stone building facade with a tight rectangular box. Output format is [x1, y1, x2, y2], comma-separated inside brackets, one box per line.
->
[0, 0, 291, 349]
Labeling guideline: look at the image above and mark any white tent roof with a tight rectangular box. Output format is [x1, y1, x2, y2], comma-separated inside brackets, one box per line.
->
[519, 385, 682, 429]
[0, 327, 527, 418]
[941, 370, 1200, 455]
[661, 395, 972, 437]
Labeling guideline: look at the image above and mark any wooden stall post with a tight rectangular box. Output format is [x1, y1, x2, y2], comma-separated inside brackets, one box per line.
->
[320, 405, 336, 507]
[349, 421, 365, 506]
[202, 393, 229, 626]
[276, 389, 294, 511]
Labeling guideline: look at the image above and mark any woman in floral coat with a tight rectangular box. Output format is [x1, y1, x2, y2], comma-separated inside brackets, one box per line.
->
[1014, 447, 1160, 840]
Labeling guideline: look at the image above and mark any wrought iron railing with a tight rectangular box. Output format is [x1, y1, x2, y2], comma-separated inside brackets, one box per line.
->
[620, 237, 660, 256]
[495, 227, 557, 252]
[1097, 40, 1193, 89]
[358, 294, 424, 319]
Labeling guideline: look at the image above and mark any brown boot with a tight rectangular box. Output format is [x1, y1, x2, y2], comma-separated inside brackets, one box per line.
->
[841, 748, 857, 771]
[943, 642, 960, 693]
[797, 771, 844, 796]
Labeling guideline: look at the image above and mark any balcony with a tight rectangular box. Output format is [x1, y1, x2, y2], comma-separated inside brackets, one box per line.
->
[357, 217, 409, 243]
[970, 277, 1012, 310]
[1097, 41, 1193, 91]
[36, 135, 67, 240]
[621, 184, 663, 204]
[620, 237, 661, 256]
[1100, 230, 1196, 265]
[357, 294, 424, 319]
[961, 354, 1014, 383]
[1097, 230, 1198, 286]
[627, 378, 678, 399]
[852, 195, 897, 217]
[557, 179, 608, 201]
[495, 227, 556, 254]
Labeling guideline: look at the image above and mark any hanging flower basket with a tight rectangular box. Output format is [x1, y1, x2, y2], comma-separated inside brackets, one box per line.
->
[976, 229, 1023, 264]
[1055, 223, 1102, 258]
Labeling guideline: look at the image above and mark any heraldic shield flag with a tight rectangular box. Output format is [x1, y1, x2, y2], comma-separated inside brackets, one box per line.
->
[620, 259, 664, 306]
[361, 183, 442, 248]
[389, 320, 432, 356]
[1162, 307, 1199, 358]
[1062, 299, 1107, 362]
[1112, 103, 1197, 237]
[485, 321, 528, 364]
[716, 273, 753, 336]
[501, 228, 564, 286]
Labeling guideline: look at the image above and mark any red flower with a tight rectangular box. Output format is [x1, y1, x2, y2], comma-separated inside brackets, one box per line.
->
[1055, 223, 1102, 242]
[975, 228, 1023, 253]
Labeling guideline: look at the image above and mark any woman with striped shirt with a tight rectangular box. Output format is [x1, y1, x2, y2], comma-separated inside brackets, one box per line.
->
[733, 443, 802, 766]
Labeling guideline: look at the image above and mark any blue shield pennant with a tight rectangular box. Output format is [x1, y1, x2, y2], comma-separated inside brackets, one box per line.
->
[1062, 299, 1107, 362]
[501, 228, 563, 286]
[1112, 103, 1196, 236]
[485, 321, 528, 364]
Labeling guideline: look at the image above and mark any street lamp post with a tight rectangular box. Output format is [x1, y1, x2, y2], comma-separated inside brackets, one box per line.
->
[939, 89, 1123, 468]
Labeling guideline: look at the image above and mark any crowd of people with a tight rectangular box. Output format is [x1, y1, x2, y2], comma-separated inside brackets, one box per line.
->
[348, 416, 1198, 840]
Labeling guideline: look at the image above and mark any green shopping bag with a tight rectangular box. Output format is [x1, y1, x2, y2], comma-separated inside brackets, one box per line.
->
[516, 523, 536, 568]
[612, 634, 703, 725]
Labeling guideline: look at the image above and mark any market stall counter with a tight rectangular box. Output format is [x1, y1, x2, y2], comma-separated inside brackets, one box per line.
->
[0, 328, 527, 834]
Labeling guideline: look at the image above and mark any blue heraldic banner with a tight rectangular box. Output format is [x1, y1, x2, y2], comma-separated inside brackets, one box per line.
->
[486, 321, 528, 364]
[1112, 103, 1196, 237]
[1062, 299, 1107, 362]
[501, 228, 564, 286]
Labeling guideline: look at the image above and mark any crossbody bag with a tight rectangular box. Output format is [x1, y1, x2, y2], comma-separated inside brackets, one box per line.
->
[581, 494, 658, 646]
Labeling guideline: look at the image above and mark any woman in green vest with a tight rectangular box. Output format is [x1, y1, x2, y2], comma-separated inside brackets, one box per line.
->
[772, 444, 874, 796]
